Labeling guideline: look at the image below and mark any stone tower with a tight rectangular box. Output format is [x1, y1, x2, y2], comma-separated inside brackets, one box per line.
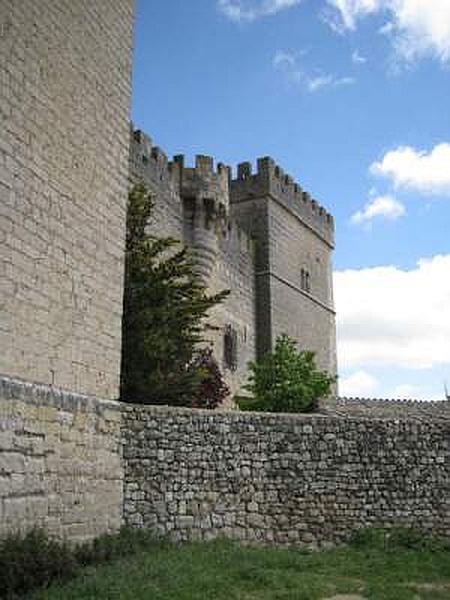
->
[171, 154, 230, 288]
[0, 0, 135, 399]
[130, 129, 337, 390]
[231, 157, 337, 376]
[130, 131, 257, 395]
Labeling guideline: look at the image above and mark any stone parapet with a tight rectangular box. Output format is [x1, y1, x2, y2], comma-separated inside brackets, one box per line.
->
[322, 397, 450, 421]
[231, 157, 334, 247]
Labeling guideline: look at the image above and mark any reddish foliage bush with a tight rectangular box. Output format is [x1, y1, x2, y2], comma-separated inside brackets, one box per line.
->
[189, 347, 230, 409]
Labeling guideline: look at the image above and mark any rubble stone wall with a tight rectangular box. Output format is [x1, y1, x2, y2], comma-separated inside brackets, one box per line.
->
[123, 403, 449, 548]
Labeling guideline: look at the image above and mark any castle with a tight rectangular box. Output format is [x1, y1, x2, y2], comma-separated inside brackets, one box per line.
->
[130, 130, 337, 395]
[1, 1, 447, 546]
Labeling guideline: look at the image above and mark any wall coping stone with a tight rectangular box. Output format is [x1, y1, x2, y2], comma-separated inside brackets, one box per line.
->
[3, 374, 446, 422]
[121, 399, 449, 423]
[0, 374, 121, 413]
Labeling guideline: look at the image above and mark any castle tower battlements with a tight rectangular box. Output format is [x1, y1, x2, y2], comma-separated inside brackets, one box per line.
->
[129, 128, 337, 380]
[131, 130, 231, 211]
[171, 155, 231, 212]
[131, 129, 334, 248]
[130, 129, 175, 191]
[173, 156, 230, 287]
[231, 157, 334, 247]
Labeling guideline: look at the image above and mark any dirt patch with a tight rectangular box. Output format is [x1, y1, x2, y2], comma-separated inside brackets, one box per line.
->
[322, 596, 367, 600]
[407, 583, 450, 593]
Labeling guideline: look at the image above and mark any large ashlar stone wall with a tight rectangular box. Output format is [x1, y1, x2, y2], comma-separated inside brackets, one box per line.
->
[123, 404, 449, 548]
[0, 0, 134, 399]
[0, 376, 123, 543]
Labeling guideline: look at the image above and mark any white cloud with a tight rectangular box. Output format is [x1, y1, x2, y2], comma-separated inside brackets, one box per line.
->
[327, 0, 450, 63]
[218, 0, 302, 22]
[390, 0, 450, 63]
[352, 49, 367, 63]
[351, 194, 406, 224]
[307, 74, 355, 91]
[273, 50, 297, 68]
[340, 374, 446, 399]
[340, 370, 379, 396]
[326, 0, 381, 31]
[273, 50, 355, 92]
[371, 143, 450, 196]
[334, 255, 450, 371]
[389, 383, 419, 398]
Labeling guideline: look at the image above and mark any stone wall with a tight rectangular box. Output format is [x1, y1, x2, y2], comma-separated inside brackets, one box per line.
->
[2, 387, 448, 546]
[268, 195, 336, 374]
[230, 162, 337, 376]
[130, 130, 184, 241]
[123, 404, 449, 548]
[129, 131, 257, 397]
[0, 376, 123, 543]
[205, 234, 255, 398]
[0, 0, 134, 399]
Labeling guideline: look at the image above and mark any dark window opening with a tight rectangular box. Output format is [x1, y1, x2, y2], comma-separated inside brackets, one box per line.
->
[301, 268, 311, 293]
[224, 325, 238, 371]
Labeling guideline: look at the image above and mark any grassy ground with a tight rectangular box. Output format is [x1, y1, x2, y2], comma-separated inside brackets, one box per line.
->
[35, 536, 450, 600]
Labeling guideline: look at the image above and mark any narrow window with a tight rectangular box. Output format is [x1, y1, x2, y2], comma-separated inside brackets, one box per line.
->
[305, 271, 311, 293]
[301, 268, 311, 293]
[224, 325, 238, 371]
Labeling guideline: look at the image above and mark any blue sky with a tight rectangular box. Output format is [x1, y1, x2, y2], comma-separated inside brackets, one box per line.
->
[132, 0, 450, 400]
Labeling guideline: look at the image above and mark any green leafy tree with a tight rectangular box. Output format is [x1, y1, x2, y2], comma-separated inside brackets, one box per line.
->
[120, 184, 229, 405]
[237, 334, 336, 413]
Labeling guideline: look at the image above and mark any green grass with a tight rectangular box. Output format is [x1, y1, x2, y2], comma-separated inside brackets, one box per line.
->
[35, 535, 450, 600]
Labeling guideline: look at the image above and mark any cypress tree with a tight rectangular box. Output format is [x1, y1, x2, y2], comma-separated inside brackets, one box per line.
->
[120, 184, 228, 405]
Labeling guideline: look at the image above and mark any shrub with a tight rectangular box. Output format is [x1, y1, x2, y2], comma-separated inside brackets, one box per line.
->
[237, 334, 336, 413]
[0, 527, 159, 599]
[0, 529, 76, 598]
[189, 347, 230, 409]
[74, 527, 159, 567]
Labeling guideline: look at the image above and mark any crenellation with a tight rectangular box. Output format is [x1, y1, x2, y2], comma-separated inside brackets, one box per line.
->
[217, 162, 232, 183]
[230, 158, 334, 247]
[195, 154, 214, 173]
[151, 146, 169, 168]
[131, 129, 174, 188]
[323, 397, 450, 421]
[169, 154, 184, 188]
[237, 161, 252, 180]
[177, 159, 231, 219]
[257, 156, 276, 177]
[338, 396, 450, 406]
[285, 174, 294, 187]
